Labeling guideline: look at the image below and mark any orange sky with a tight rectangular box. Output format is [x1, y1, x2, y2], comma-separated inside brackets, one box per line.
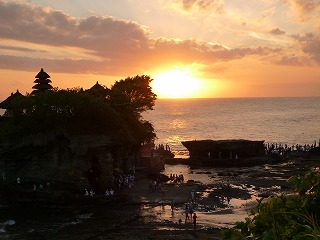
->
[0, 0, 320, 100]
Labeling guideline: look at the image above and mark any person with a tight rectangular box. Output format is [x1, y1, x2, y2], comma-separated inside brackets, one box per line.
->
[105, 189, 110, 196]
[90, 189, 95, 197]
[170, 199, 175, 212]
[85, 189, 89, 196]
[191, 190, 195, 200]
[17, 177, 20, 184]
[109, 188, 114, 195]
[189, 204, 194, 219]
[193, 212, 197, 229]
[184, 205, 190, 223]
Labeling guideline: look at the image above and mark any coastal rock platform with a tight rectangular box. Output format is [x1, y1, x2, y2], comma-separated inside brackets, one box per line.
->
[2, 155, 320, 239]
[181, 139, 268, 167]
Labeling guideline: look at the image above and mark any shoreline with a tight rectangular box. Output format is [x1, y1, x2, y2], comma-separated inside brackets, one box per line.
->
[2, 157, 320, 239]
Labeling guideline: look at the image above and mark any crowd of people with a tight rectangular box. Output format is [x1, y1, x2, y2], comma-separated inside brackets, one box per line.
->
[169, 173, 184, 183]
[148, 171, 199, 229]
[265, 140, 319, 159]
[84, 173, 135, 197]
[149, 178, 164, 193]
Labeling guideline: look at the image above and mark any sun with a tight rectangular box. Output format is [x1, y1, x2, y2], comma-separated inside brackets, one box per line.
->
[151, 69, 201, 98]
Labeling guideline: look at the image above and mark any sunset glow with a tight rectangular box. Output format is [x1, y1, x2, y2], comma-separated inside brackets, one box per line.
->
[152, 69, 201, 98]
[0, 0, 320, 100]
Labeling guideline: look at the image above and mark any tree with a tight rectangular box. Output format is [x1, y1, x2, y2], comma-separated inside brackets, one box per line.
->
[0, 88, 123, 139]
[0, 75, 157, 146]
[222, 169, 320, 240]
[109, 75, 157, 115]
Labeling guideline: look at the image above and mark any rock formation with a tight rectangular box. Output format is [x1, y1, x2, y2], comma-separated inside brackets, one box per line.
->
[182, 139, 268, 167]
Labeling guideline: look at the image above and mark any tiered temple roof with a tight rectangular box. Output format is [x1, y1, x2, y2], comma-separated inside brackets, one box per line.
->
[32, 68, 53, 94]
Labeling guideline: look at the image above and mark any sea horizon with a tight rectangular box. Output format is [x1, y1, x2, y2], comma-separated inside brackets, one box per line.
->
[154, 96, 320, 100]
[144, 97, 320, 158]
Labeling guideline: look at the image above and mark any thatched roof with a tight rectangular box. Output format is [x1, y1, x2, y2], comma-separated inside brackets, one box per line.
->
[89, 81, 105, 91]
[85, 81, 110, 97]
[0, 90, 24, 109]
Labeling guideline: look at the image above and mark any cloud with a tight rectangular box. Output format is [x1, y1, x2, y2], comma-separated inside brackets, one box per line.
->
[0, 1, 150, 54]
[284, 0, 320, 20]
[270, 28, 286, 35]
[0, 45, 47, 53]
[293, 33, 320, 62]
[0, 55, 109, 74]
[179, 0, 224, 13]
[276, 55, 309, 66]
[0, 1, 292, 75]
[292, 0, 320, 14]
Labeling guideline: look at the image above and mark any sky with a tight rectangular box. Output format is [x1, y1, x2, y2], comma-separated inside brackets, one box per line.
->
[0, 0, 320, 100]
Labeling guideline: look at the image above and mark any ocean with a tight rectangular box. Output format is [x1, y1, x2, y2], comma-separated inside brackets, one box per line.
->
[143, 97, 320, 158]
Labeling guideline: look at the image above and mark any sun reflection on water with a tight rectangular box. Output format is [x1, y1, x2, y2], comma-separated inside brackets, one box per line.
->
[169, 119, 186, 129]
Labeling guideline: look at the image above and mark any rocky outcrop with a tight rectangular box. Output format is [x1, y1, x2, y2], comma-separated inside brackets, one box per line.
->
[181, 139, 268, 167]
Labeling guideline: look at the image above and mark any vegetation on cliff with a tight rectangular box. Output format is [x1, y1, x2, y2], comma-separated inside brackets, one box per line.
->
[0, 75, 157, 148]
[222, 169, 320, 239]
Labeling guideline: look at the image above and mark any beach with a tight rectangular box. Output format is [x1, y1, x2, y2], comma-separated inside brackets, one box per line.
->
[31, 156, 318, 240]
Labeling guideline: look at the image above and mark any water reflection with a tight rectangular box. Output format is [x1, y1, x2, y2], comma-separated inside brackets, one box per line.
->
[159, 162, 296, 226]
[162, 164, 213, 184]
[169, 119, 186, 129]
[157, 164, 262, 228]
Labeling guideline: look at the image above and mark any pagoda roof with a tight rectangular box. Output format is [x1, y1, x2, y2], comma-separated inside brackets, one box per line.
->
[0, 90, 25, 109]
[32, 83, 53, 90]
[35, 68, 50, 79]
[34, 78, 52, 84]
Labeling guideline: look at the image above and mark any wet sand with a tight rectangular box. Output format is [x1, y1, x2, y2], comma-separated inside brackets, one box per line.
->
[5, 157, 320, 240]
[77, 157, 320, 240]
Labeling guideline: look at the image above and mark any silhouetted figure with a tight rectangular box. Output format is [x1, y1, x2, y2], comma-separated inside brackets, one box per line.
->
[193, 212, 197, 229]
[170, 199, 175, 212]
